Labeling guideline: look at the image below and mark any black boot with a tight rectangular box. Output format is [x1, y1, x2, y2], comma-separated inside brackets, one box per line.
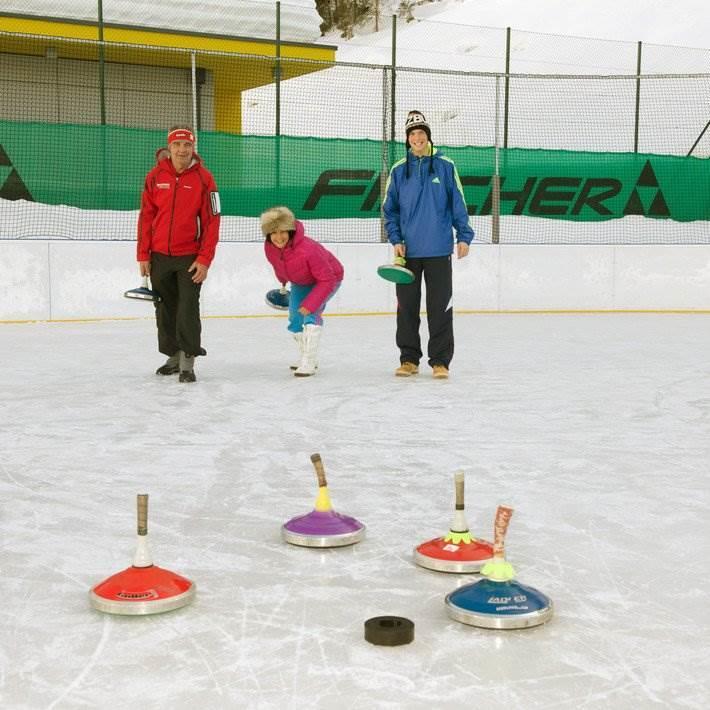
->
[179, 352, 196, 382]
[156, 352, 180, 375]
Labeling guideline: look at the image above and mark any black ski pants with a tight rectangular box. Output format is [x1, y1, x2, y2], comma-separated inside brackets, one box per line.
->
[150, 253, 204, 358]
[396, 255, 453, 368]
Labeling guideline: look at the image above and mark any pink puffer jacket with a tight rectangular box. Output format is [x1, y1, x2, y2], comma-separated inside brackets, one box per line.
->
[264, 220, 344, 314]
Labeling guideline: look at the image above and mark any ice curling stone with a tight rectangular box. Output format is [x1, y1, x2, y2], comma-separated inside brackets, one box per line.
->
[90, 494, 195, 615]
[376, 255, 415, 285]
[281, 453, 366, 548]
[413, 470, 493, 573]
[445, 505, 553, 629]
[124, 276, 161, 302]
[364, 616, 414, 646]
[265, 286, 290, 311]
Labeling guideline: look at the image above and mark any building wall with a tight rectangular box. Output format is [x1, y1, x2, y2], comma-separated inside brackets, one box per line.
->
[0, 52, 212, 129]
[0, 14, 335, 133]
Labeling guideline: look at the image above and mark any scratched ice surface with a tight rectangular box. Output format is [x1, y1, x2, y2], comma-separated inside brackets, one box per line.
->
[1, 314, 709, 708]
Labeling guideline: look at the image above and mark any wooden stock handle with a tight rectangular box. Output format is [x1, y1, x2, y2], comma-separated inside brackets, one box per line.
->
[492, 505, 513, 558]
[454, 470, 465, 510]
[137, 494, 149, 536]
[310, 453, 328, 488]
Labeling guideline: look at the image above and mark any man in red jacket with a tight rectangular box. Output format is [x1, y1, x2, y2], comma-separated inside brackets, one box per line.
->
[137, 125, 220, 382]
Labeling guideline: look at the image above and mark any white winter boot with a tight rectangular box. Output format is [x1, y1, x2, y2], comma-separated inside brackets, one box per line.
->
[291, 331, 319, 372]
[290, 332, 304, 371]
[294, 324, 321, 377]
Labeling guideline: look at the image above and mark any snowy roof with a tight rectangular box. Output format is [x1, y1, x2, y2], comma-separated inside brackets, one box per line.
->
[1, 0, 323, 44]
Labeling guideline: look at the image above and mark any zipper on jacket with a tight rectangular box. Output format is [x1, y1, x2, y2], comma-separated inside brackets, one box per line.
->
[168, 176, 179, 255]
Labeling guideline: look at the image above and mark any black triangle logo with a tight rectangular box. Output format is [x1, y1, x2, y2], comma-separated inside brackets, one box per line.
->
[637, 160, 658, 187]
[0, 144, 34, 201]
[623, 161, 671, 217]
[649, 190, 671, 217]
[0, 169, 33, 201]
[0, 145, 11, 167]
[623, 189, 645, 215]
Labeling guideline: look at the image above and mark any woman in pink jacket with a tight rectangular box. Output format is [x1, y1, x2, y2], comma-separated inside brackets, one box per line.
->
[262, 206, 343, 377]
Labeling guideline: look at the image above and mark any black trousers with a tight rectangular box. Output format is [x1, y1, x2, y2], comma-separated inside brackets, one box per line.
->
[150, 253, 204, 358]
[396, 255, 453, 368]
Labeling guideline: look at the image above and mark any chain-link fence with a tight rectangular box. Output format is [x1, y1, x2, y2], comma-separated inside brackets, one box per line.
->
[1, 2, 710, 244]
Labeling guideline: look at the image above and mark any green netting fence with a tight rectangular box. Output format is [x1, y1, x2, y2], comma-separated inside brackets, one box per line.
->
[3, 121, 710, 222]
[2, 25, 710, 243]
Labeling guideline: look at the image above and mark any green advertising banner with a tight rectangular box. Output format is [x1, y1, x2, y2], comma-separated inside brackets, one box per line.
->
[1, 121, 709, 221]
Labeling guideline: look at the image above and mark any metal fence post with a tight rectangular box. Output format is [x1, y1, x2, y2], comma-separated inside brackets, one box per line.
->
[390, 14, 397, 142]
[190, 52, 198, 131]
[97, 0, 107, 209]
[97, 0, 106, 126]
[381, 67, 389, 242]
[275, 2, 282, 197]
[275, 1, 281, 137]
[634, 40, 642, 152]
[503, 27, 510, 149]
[492, 75, 501, 245]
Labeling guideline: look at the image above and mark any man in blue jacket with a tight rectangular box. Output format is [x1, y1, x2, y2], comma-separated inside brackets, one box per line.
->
[383, 110, 474, 379]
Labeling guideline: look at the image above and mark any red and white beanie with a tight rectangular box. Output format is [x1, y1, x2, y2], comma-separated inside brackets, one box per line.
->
[167, 128, 196, 144]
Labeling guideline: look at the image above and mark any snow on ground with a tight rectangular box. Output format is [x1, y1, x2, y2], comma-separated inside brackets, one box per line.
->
[323, 0, 710, 72]
[436, 0, 710, 49]
[1, 312, 709, 707]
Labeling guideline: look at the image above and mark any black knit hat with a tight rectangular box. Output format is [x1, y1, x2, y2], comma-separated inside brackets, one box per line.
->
[404, 110, 434, 176]
[405, 110, 431, 142]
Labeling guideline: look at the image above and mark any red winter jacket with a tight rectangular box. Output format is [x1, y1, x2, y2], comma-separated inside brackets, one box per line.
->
[264, 220, 344, 313]
[137, 155, 220, 267]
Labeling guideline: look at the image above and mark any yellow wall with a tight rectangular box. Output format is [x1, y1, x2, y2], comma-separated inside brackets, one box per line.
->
[0, 14, 335, 133]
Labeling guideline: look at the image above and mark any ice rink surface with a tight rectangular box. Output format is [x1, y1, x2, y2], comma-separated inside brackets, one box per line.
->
[1, 312, 709, 709]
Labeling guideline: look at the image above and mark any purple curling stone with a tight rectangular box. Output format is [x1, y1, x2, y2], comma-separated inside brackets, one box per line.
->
[282, 510, 366, 548]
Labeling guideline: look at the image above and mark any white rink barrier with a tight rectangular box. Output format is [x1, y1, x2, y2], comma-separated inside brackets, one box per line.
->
[1, 240, 709, 322]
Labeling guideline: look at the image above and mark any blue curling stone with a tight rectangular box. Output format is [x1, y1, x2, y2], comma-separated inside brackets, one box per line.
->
[445, 578, 553, 629]
[266, 288, 290, 310]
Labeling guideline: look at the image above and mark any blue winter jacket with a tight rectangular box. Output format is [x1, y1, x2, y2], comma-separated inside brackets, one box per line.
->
[383, 147, 474, 258]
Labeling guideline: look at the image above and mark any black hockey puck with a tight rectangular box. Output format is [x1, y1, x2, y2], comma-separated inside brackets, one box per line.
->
[364, 616, 414, 646]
